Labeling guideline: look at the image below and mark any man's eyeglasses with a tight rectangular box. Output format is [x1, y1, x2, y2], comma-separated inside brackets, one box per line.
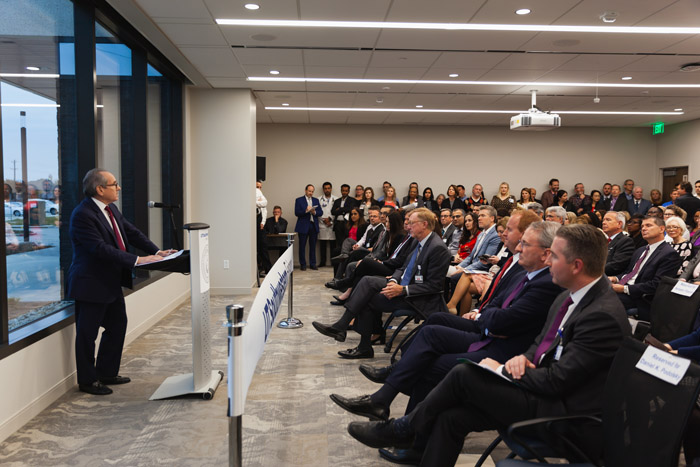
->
[103, 182, 120, 188]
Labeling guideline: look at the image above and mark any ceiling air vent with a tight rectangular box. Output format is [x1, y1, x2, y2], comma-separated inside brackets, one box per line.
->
[679, 63, 700, 72]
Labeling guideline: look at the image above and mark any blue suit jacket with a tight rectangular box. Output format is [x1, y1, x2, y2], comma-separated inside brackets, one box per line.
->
[294, 196, 322, 234]
[459, 226, 501, 272]
[629, 198, 652, 216]
[67, 198, 159, 303]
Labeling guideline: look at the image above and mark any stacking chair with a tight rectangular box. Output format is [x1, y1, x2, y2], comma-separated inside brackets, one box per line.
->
[648, 276, 700, 342]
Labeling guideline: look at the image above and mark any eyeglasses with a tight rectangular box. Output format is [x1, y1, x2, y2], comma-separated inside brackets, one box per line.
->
[102, 181, 119, 188]
[666, 225, 681, 230]
[520, 240, 547, 249]
[452, 215, 463, 219]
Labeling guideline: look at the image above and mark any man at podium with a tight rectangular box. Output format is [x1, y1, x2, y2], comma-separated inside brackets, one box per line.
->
[67, 168, 176, 395]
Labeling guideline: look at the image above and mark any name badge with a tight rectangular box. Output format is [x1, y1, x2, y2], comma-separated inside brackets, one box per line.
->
[554, 344, 563, 360]
[415, 265, 423, 284]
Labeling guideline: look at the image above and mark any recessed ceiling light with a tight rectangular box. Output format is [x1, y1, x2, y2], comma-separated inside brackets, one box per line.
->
[515, 9, 531, 15]
[415, 105, 423, 108]
[382, 86, 391, 90]
[621, 76, 632, 80]
[281, 103, 289, 106]
[600, 11, 618, 23]
[269, 70, 280, 75]
[675, 108, 683, 111]
[376, 97, 384, 104]
[244, 3, 260, 10]
[449, 73, 459, 78]
[25, 66, 41, 71]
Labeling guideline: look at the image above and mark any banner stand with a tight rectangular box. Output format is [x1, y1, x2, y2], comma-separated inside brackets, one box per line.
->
[277, 233, 302, 329]
[150, 223, 223, 400]
[225, 304, 246, 467]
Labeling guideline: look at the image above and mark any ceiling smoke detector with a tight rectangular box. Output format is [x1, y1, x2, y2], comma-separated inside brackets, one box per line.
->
[599, 11, 618, 23]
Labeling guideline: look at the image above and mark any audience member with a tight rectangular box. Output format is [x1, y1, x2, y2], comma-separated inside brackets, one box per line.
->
[256, 180, 271, 275]
[569, 183, 591, 214]
[523, 202, 544, 218]
[445, 208, 465, 256]
[381, 186, 400, 209]
[589, 189, 603, 212]
[517, 187, 533, 208]
[358, 186, 377, 221]
[609, 216, 681, 320]
[421, 187, 440, 215]
[662, 188, 679, 207]
[544, 206, 566, 224]
[264, 206, 288, 234]
[441, 184, 466, 212]
[456, 184, 467, 202]
[490, 182, 517, 217]
[312, 208, 451, 359]
[400, 186, 424, 213]
[455, 211, 479, 261]
[601, 182, 613, 205]
[435, 193, 446, 209]
[649, 188, 663, 207]
[438, 208, 454, 241]
[605, 184, 629, 212]
[629, 186, 651, 216]
[554, 189, 571, 211]
[540, 178, 559, 209]
[451, 206, 500, 275]
[626, 214, 647, 249]
[377, 181, 391, 202]
[354, 184, 365, 203]
[465, 184, 488, 211]
[529, 187, 540, 204]
[565, 211, 577, 225]
[647, 206, 664, 219]
[294, 184, 323, 271]
[665, 216, 694, 276]
[695, 180, 700, 199]
[331, 184, 357, 241]
[675, 181, 700, 229]
[346, 224, 631, 466]
[318, 182, 336, 268]
[690, 211, 700, 247]
[601, 211, 635, 276]
[623, 178, 635, 200]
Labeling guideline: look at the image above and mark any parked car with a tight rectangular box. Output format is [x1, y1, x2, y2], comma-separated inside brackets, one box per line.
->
[29, 199, 59, 215]
[4, 202, 22, 218]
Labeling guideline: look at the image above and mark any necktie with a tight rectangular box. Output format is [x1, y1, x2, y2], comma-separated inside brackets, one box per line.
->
[533, 296, 573, 366]
[619, 246, 650, 286]
[105, 205, 126, 251]
[478, 256, 514, 311]
[390, 235, 411, 259]
[501, 275, 529, 309]
[400, 244, 421, 286]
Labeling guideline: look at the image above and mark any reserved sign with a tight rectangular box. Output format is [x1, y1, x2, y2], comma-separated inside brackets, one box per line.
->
[636, 346, 691, 385]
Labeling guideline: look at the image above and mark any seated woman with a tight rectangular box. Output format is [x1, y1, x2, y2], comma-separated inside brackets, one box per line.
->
[690, 211, 700, 247]
[440, 184, 465, 212]
[589, 189, 603, 212]
[333, 208, 367, 256]
[380, 186, 400, 209]
[516, 187, 532, 209]
[422, 187, 440, 215]
[454, 211, 479, 262]
[445, 217, 508, 315]
[554, 189, 574, 212]
[666, 216, 694, 276]
[358, 187, 377, 221]
[400, 186, 423, 214]
[332, 212, 413, 302]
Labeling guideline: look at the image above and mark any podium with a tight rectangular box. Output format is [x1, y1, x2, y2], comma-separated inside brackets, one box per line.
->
[147, 223, 224, 400]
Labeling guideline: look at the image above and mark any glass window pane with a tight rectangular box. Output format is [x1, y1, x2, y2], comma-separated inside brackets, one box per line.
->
[147, 64, 163, 247]
[0, 0, 76, 331]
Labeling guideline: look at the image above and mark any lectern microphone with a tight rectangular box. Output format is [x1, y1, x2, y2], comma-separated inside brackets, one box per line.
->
[148, 201, 181, 209]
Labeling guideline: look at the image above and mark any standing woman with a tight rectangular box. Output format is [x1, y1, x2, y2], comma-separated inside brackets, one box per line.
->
[435, 193, 446, 210]
[422, 187, 439, 214]
[554, 189, 573, 212]
[358, 187, 377, 221]
[517, 187, 532, 208]
[441, 184, 465, 211]
[400, 186, 424, 214]
[650, 189, 664, 207]
[381, 186, 400, 209]
[589, 190, 602, 212]
[490, 182, 516, 217]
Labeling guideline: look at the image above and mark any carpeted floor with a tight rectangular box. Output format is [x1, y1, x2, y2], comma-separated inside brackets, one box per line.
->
[0, 267, 512, 466]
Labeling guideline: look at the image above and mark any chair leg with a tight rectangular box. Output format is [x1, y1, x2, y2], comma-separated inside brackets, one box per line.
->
[474, 435, 503, 467]
[384, 316, 413, 353]
[390, 323, 422, 364]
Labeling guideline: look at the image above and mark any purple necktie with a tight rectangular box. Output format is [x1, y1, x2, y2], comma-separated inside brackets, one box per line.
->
[533, 296, 573, 366]
[502, 276, 529, 309]
[619, 246, 650, 286]
[105, 205, 126, 251]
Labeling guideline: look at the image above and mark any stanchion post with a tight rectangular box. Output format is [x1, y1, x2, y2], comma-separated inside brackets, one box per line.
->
[225, 304, 246, 467]
[278, 233, 302, 329]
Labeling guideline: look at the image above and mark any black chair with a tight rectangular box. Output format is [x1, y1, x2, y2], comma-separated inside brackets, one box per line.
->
[494, 337, 700, 467]
[649, 276, 700, 342]
[381, 308, 422, 354]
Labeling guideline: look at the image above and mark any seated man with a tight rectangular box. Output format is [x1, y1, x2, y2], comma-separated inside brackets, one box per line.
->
[451, 205, 500, 276]
[609, 216, 682, 320]
[347, 224, 631, 466]
[439, 208, 454, 242]
[601, 211, 635, 276]
[445, 208, 465, 255]
[330, 220, 563, 424]
[263, 205, 288, 234]
[523, 201, 544, 219]
[330, 205, 385, 282]
[544, 205, 566, 225]
[312, 208, 451, 359]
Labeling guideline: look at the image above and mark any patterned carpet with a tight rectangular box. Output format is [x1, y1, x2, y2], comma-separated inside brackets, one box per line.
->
[0, 267, 508, 466]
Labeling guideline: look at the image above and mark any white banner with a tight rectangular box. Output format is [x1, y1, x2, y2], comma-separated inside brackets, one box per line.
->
[229, 244, 294, 416]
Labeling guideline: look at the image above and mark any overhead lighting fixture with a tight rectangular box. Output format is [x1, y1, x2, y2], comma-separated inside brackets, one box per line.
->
[415, 105, 423, 108]
[248, 76, 700, 89]
[269, 70, 280, 75]
[599, 11, 618, 23]
[515, 9, 531, 15]
[1, 103, 60, 108]
[281, 103, 289, 106]
[244, 3, 260, 10]
[0, 73, 59, 78]
[382, 86, 391, 90]
[25, 66, 41, 71]
[449, 73, 459, 78]
[376, 97, 384, 104]
[216, 18, 700, 34]
[621, 76, 632, 80]
[675, 108, 683, 111]
[264, 106, 683, 116]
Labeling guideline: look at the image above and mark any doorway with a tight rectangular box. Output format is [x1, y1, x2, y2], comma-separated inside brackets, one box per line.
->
[661, 166, 689, 202]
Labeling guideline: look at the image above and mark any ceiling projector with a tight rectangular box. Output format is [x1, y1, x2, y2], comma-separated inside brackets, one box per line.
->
[510, 90, 561, 131]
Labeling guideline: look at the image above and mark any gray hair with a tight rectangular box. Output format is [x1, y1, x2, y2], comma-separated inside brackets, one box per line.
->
[523, 202, 544, 216]
[546, 206, 567, 221]
[612, 211, 626, 229]
[83, 168, 109, 197]
[665, 216, 689, 237]
[526, 221, 561, 248]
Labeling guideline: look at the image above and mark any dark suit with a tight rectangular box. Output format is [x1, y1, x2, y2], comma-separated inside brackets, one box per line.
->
[629, 198, 652, 216]
[263, 216, 288, 234]
[68, 198, 159, 385]
[604, 233, 635, 276]
[407, 277, 631, 466]
[346, 232, 451, 350]
[605, 195, 629, 212]
[615, 241, 682, 319]
[347, 235, 416, 289]
[385, 266, 561, 414]
[440, 197, 466, 212]
[294, 196, 323, 267]
[676, 193, 700, 229]
[331, 196, 357, 241]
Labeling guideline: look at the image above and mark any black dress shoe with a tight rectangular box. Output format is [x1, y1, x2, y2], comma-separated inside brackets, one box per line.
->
[100, 375, 131, 385]
[338, 346, 374, 359]
[300, 265, 307, 271]
[331, 253, 349, 262]
[310, 265, 318, 270]
[347, 419, 414, 449]
[330, 394, 389, 421]
[330, 298, 347, 306]
[79, 381, 113, 395]
[325, 280, 339, 289]
[378, 447, 423, 465]
[312, 321, 347, 342]
[359, 363, 393, 384]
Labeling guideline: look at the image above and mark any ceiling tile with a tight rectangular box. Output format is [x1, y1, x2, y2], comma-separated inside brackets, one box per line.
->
[552, 0, 677, 26]
[471, 0, 581, 24]
[204, 0, 299, 20]
[304, 66, 367, 78]
[553, 54, 640, 72]
[179, 47, 245, 76]
[233, 48, 303, 66]
[368, 51, 440, 68]
[303, 49, 372, 67]
[300, 0, 391, 21]
[431, 52, 510, 69]
[385, 0, 482, 22]
[158, 24, 228, 47]
[219, 27, 381, 48]
[135, 0, 210, 20]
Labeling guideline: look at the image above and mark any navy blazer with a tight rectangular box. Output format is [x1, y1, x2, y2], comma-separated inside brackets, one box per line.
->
[604, 233, 635, 276]
[459, 226, 501, 272]
[67, 198, 159, 303]
[616, 241, 682, 300]
[478, 268, 563, 356]
[628, 198, 652, 216]
[294, 196, 323, 234]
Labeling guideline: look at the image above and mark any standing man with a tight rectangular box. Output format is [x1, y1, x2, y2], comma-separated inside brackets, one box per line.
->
[629, 186, 652, 216]
[68, 168, 175, 395]
[601, 182, 613, 205]
[294, 184, 323, 271]
[605, 184, 629, 212]
[623, 179, 635, 201]
[675, 181, 700, 229]
[332, 184, 356, 242]
[255, 180, 271, 275]
[318, 182, 336, 267]
[464, 184, 488, 211]
[695, 180, 700, 199]
[540, 178, 560, 210]
[569, 183, 591, 214]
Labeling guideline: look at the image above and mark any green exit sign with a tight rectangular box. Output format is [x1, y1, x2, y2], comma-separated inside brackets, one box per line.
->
[652, 122, 665, 135]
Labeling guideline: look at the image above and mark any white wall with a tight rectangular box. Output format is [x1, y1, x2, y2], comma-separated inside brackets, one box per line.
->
[257, 124, 658, 224]
[656, 119, 700, 187]
[186, 88, 257, 294]
[0, 273, 190, 443]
